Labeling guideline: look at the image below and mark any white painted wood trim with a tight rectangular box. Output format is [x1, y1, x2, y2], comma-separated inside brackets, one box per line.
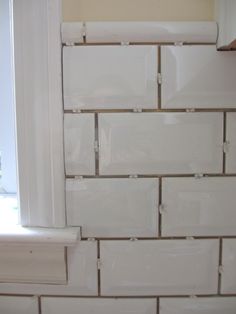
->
[13, 0, 65, 227]
[0, 227, 81, 246]
[62, 21, 218, 44]
[0, 245, 67, 284]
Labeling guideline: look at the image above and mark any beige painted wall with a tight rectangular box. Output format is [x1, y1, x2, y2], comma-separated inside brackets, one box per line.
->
[62, 0, 214, 22]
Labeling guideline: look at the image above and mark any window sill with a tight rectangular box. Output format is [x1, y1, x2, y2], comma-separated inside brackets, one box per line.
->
[0, 226, 81, 246]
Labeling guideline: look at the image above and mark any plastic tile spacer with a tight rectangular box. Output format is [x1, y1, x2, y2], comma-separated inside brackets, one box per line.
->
[186, 236, 195, 240]
[159, 204, 166, 215]
[72, 108, 81, 113]
[133, 108, 142, 113]
[194, 173, 204, 179]
[223, 141, 230, 153]
[129, 237, 138, 241]
[74, 175, 83, 180]
[219, 265, 224, 275]
[186, 108, 195, 113]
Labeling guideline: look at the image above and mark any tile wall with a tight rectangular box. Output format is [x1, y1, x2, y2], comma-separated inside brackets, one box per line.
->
[1, 44, 236, 313]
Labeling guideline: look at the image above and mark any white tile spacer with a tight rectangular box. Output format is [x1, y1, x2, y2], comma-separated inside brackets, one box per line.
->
[65, 41, 75, 46]
[186, 236, 195, 240]
[130, 237, 138, 241]
[121, 41, 130, 46]
[186, 108, 195, 113]
[219, 265, 224, 275]
[133, 108, 142, 113]
[194, 173, 204, 179]
[189, 295, 198, 299]
[97, 259, 102, 269]
[159, 204, 166, 215]
[87, 237, 96, 242]
[157, 73, 162, 85]
[72, 108, 81, 113]
[74, 175, 83, 180]
[94, 140, 99, 153]
[223, 141, 230, 153]
[174, 41, 184, 46]
[129, 174, 138, 179]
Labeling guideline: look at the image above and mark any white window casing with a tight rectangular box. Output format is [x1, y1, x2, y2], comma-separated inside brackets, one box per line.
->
[13, 0, 65, 227]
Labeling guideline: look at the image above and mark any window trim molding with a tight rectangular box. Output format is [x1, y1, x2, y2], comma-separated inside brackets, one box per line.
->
[12, 0, 65, 227]
[0, 226, 81, 246]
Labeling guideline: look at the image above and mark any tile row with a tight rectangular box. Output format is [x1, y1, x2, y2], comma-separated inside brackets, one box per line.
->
[62, 21, 217, 44]
[64, 112, 236, 175]
[63, 45, 236, 110]
[3, 296, 236, 314]
[66, 177, 236, 238]
[0, 240, 236, 296]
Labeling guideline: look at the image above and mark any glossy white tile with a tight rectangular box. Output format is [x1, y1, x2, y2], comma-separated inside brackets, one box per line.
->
[160, 297, 236, 314]
[63, 46, 157, 109]
[86, 22, 217, 43]
[41, 297, 156, 314]
[226, 113, 236, 173]
[0, 296, 38, 314]
[64, 114, 95, 175]
[100, 240, 219, 295]
[221, 239, 236, 294]
[162, 177, 236, 236]
[66, 178, 159, 237]
[99, 113, 223, 175]
[162, 46, 236, 108]
[0, 242, 98, 295]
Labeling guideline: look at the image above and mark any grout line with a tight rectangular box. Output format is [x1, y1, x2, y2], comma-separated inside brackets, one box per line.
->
[223, 112, 227, 174]
[1, 293, 236, 298]
[158, 178, 162, 237]
[61, 45, 68, 226]
[97, 240, 101, 296]
[38, 296, 42, 314]
[82, 22, 86, 43]
[157, 46, 161, 109]
[156, 297, 160, 314]
[94, 113, 99, 175]
[64, 108, 236, 114]
[62, 42, 216, 47]
[80, 236, 236, 241]
[65, 247, 69, 284]
[218, 238, 223, 294]
[66, 174, 236, 179]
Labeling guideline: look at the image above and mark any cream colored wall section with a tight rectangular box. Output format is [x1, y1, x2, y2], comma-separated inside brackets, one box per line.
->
[62, 0, 214, 22]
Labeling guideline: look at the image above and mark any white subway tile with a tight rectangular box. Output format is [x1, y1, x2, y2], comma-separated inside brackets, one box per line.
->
[162, 46, 236, 108]
[99, 113, 223, 175]
[41, 298, 156, 314]
[64, 114, 95, 175]
[66, 178, 159, 237]
[162, 177, 236, 236]
[226, 113, 236, 173]
[86, 22, 217, 43]
[221, 239, 236, 293]
[160, 297, 236, 314]
[0, 296, 38, 314]
[100, 240, 219, 295]
[0, 241, 98, 295]
[63, 46, 157, 110]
